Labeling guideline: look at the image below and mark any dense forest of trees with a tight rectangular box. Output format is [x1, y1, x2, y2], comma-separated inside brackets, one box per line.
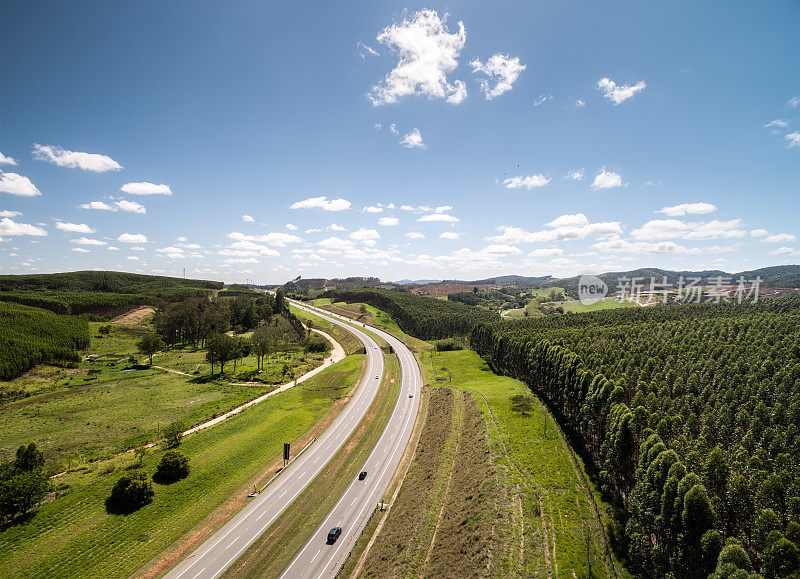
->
[0, 271, 223, 316]
[321, 288, 500, 339]
[0, 302, 90, 380]
[471, 296, 800, 577]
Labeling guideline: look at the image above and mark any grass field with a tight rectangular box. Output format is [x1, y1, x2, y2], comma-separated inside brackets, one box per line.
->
[223, 353, 401, 577]
[0, 321, 327, 470]
[291, 305, 363, 355]
[424, 350, 626, 577]
[0, 354, 366, 579]
[560, 298, 638, 313]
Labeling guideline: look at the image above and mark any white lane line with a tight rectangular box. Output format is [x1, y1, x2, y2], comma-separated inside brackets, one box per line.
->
[310, 549, 321, 564]
[279, 490, 287, 499]
[189, 569, 205, 579]
[227, 538, 238, 550]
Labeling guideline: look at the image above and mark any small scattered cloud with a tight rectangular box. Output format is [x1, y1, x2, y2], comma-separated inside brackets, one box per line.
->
[369, 10, 467, 106]
[0, 210, 21, 218]
[56, 222, 94, 234]
[788, 96, 800, 108]
[565, 169, 585, 181]
[591, 170, 623, 189]
[242, 214, 255, 222]
[785, 132, 800, 148]
[762, 233, 796, 243]
[118, 233, 148, 244]
[400, 128, 425, 149]
[115, 200, 146, 214]
[328, 223, 347, 232]
[0, 171, 41, 197]
[597, 77, 646, 105]
[406, 232, 425, 239]
[470, 53, 525, 100]
[71, 237, 106, 246]
[575, 99, 586, 107]
[357, 41, 379, 58]
[503, 174, 550, 189]
[378, 217, 399, 226]
[418, 213, 459, 223]
[227, 231, 302, 247]
[439, 232, 461, 239]
[121, 182, 172, 195]
[750, 229, 768, 237]
[290, 196, 351, 211]
[286, 223, 298, 231]
[764, 119, 788, 129]
[0, 152, 18, 166]
[528, 247, 564, 257]
[32, 144, 122, 172]
[533, 94, 552, 106]
[657, 202, 716, 216]
[80, 201, 115, 211]
[350, 228, 380, 242]
[72, 247, 91, 253]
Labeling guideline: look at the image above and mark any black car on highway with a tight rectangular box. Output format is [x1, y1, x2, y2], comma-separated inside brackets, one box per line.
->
[327, 526, 342, 543]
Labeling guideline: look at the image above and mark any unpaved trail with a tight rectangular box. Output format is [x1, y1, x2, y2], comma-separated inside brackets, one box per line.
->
[111, 306, 155, 324]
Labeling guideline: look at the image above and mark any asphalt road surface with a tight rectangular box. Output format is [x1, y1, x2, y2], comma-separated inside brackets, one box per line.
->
[165, 304, 386, 579]
[279, 302, 421, 578]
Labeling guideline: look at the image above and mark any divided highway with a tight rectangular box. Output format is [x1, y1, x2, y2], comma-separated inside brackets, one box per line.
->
[280, 302, 421, 578]
[165, 300, 421, 579]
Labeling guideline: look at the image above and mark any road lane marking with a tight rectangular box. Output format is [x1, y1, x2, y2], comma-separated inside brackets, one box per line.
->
[227, 538, 238, 550]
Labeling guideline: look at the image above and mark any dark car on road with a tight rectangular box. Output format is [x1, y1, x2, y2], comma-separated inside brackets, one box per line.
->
[358, 471, 367, 480]
[327, 526, 342, 543]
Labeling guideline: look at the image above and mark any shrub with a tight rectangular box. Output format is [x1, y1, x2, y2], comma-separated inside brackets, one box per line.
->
[305, 336, 331, 354]
[153, 450, 190, 484]
[105, 472, 153, 514]
[434, 338, 464, 352]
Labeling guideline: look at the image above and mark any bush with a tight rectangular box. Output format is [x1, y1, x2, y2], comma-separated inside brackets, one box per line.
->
[105, 472, 153, 514]
[0, 462, 50, 523]
[434, 338, 464, 352]
[153, 450, 190, 484]
[305, 335, 331, 354]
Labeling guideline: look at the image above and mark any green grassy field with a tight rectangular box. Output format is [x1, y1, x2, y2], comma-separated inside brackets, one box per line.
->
[422, 349, 625, 577]
[0, 354, 365, 579]
[560, 298, 638, 313]
[0, 321, 325, 470]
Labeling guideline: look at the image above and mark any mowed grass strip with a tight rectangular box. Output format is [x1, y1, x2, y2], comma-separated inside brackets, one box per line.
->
[223, 353, 401, 578]
[357, 387, 458, 577]
[427, 350, 624, 577]
[0, 355, 365, 579]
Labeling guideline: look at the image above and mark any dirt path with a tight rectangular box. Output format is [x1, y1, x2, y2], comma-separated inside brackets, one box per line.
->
[111, 306, 155, 324]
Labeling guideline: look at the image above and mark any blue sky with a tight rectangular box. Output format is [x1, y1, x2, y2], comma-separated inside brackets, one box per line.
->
[1, 0, 798, 283]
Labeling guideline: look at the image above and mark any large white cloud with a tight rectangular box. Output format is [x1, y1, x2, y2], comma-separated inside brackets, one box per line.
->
[0, 218, 47, 237]
[470, 54, 525, 100]
[503, 174, 550, 189]
[0, 171, 41, 197]
[33, 144, 122, 172]
[120, 182, 172, 196]
[118, 233, 148, 244]
[369, 10, 467, 106]
[657, 202, 717, 216]
[597, 77, 646, 105]
[290, 196, 351, 211]
[56, 222, 94, 233]
[591, 170, 623, 189]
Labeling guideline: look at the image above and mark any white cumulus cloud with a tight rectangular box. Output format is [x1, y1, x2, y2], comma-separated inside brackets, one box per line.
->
[400, 128, 426, 149]
[504, 174, 550, 189]
[471, 54, 525, 100]
[71, 237, 106, 246]
[591, 170, 623, 189]
[597, 77, 646, 105]
[418, 213, 459, 223]
[118, 233, 148, 244]
[378, 217, 399, 226]
[121, 182, 172, 196]
[290, 196, 351, 211]
[0, 171, 41, 197]
[80, 201, 115, 211]
[242, 214, 255, 223]
[56, 222, 94, 233]
[763, 233, 796, 243]
[115, 200, 146, 214]
[0, 152, 18, 166]
[657, 202, 717, 216]
[33, 144, 122, 172]
[0, 218, 47, 237]
[369, 10, 467, 106]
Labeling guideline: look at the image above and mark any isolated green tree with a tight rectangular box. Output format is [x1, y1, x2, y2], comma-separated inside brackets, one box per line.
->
[105, 472, 153, 514]
[14, 443, 45, 472]
[136, 333, 165, 366]
[153, 450, 190, 484]
[162, 421, 184, 448]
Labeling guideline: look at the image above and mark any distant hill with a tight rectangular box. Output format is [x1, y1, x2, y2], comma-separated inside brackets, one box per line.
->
[545, 265, 800, 296]
[466, 274, 553, 286]
[392, 279, 442, 285]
